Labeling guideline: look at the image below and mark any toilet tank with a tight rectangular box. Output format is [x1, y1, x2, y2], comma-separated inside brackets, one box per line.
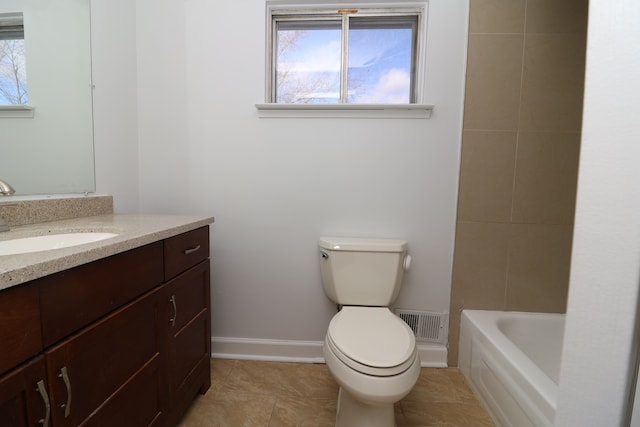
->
[319, 237, 408, 306]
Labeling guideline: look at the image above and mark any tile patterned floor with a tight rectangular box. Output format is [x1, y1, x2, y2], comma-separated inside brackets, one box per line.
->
[178, 359, 495, 426]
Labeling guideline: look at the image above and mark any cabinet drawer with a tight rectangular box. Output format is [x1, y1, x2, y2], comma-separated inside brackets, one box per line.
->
[0, 285, 41, 375]
[38, 242, 164, 347]
[164, 226, 209, 280]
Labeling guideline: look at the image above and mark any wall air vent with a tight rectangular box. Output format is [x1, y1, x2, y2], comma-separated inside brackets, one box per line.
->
[396, 309, 448, 345]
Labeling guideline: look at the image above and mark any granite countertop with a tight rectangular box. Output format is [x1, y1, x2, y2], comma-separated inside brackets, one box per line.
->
[0, 213, 214, 290]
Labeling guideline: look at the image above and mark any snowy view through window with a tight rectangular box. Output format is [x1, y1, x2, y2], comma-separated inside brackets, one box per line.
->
[276, 18, 416, 104]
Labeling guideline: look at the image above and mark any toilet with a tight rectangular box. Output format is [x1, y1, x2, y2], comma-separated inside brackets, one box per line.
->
[319, 236, 420, 427]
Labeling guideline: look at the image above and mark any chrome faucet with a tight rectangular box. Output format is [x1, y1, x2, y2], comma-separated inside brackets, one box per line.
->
[0, 179, 15, 196]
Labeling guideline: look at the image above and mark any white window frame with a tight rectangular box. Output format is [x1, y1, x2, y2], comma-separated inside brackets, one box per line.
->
[257, 1, 433, 118]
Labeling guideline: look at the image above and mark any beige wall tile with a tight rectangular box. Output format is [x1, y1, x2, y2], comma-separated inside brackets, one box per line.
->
[526, 0, 589, 34]
[451, 221, 510, 309]
[458, 131, 517, 222]
[449, 221, 510, 365]
[506, 223, 572, 312]
[519, 34, 586, 132]
[512, 132, 580, 224]
[469, 0, 526, 34]
[450, 0, 585, 367]
[447, 310, 462, 366]
[463, 34, 524, 130]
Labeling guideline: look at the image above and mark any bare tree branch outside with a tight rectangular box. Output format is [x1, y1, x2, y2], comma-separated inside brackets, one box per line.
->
[276, 30, 342, 104]
[0, 39, 28, 105]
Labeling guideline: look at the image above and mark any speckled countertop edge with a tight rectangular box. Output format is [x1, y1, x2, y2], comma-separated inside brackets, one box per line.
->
[0, 213, 214, 290]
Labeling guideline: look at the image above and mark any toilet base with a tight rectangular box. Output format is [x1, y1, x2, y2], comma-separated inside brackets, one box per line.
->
[335, 387, 396, 427]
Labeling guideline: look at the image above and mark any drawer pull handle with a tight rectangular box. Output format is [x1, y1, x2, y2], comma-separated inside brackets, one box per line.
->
[169, 295, 177, 326]
[36, 380, 51, 427]
[183, 245, 201, 255]
[58, 366, 72, 418]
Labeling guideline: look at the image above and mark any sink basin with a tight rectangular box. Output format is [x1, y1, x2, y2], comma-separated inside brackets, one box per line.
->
[0, 232, 118, 256]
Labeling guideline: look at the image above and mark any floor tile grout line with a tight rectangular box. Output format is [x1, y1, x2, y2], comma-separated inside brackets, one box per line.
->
[266, 395, 279, 427]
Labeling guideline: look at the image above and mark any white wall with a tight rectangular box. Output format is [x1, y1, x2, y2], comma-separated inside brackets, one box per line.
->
[555, 0, 640, 424]
[97, 0, 469, 362]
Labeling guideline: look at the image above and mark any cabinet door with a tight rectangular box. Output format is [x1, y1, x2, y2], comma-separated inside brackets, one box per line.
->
[0, 356, 50, 427]
[165, 260, 211, 424]
[45, 286, 167, 427]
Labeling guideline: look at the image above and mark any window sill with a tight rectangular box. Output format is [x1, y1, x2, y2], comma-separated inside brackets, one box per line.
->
[255, 103, 433, 119]
[0, 105, 35, 118]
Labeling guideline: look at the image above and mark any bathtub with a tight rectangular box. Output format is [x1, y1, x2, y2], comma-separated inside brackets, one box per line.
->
[458, 310, 565, 427]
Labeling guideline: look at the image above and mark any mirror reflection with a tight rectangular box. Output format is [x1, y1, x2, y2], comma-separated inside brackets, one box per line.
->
[0, 12, 27, 104]
[0, 0, 94, 195]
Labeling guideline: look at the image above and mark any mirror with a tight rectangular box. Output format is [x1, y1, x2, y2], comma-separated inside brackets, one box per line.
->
[0, 0, 94, 195]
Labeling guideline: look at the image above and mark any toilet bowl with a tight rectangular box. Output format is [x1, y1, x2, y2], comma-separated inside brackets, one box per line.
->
[323, 306, 420, 427]
[318, 236, 420, 427]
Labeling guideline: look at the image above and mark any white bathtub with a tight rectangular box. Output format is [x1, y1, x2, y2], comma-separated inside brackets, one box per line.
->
[458, 310, 565, 427]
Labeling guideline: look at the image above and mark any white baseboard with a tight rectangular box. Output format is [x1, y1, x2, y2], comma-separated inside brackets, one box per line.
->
[211, 337, 448, 367]
[212, 337, 325, 363]
[417, 343, 448, 367]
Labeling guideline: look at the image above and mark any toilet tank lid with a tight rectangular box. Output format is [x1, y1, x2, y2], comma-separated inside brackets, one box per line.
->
[319, 236, 407, 252]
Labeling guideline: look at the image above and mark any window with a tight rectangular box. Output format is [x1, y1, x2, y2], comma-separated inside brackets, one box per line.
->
[0, 13, 27, 105]
[267, 5, 425, 105]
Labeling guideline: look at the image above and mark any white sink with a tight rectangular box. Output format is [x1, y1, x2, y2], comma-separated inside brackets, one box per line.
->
[0, 232, 118, 256]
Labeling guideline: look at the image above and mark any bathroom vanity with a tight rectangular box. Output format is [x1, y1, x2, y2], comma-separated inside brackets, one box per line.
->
[0, 197, 213, 427]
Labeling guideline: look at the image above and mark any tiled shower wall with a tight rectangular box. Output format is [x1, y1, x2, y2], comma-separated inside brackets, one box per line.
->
[448, 0, 588, 366]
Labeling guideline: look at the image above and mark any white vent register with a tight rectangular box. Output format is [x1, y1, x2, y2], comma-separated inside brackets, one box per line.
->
[396, 309, 449, 345]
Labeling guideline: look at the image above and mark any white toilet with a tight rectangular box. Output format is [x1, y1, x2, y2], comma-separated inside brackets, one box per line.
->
[319, 236, 420, 427]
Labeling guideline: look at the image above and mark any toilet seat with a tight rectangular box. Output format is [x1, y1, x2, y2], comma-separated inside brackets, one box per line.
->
[327, 307, 417, 376]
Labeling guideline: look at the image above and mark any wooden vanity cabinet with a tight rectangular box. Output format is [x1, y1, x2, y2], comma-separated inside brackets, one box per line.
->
[0, 225, 212, 427]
